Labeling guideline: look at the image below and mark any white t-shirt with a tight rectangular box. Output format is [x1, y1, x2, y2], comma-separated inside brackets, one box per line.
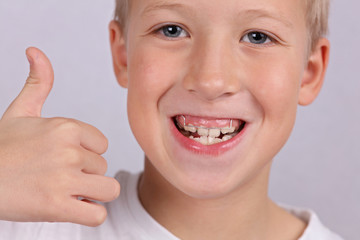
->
[0, 171, 344, 240]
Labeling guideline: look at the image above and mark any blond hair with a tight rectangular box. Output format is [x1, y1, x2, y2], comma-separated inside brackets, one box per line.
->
[305, 0, 330, 51]
[114, 0, 330, 51]
[114, 0, 128, 31]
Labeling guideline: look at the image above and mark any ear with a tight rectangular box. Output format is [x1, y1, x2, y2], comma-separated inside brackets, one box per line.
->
[109, 20, 128, 88]
[298, 38, 330, 106]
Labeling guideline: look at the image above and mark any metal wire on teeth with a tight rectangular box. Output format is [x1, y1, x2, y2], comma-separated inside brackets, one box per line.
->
[181, 115, 233, 130]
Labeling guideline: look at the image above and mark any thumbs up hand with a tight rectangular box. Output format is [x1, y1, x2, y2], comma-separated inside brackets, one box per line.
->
[2, 47, 54, 119]
[0, 47, 120, 227]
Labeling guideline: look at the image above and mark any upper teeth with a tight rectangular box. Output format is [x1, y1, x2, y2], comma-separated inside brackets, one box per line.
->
[209, 129, 221, 137]
[198, 128, 209, 136]
[182, 124, 236, 137]
[221, 127, 236, 134]
[184, 125, 196, 133]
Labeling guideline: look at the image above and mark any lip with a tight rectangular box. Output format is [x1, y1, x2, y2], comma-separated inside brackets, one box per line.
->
[169, 116, 248, 156]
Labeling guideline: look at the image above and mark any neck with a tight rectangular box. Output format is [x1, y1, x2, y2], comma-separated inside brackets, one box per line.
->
[138, 157, 306, 240]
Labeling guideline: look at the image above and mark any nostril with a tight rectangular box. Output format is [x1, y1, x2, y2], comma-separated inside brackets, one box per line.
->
[221, 91, 236, 98]
[186, 80, 235, 101]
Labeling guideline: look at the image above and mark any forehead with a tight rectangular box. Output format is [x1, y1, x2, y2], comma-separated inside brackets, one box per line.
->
[130, 0, 305, 27]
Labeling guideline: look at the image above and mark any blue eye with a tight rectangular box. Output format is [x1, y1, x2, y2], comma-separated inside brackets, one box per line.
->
[158, 25, 188, 38]
[242, 31, 272, 45]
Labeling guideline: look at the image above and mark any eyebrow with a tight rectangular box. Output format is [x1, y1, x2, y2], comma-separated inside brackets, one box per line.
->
[142, 2, 195, 16]
[142, 2, 293, 29]
[241, 9, 294, 29]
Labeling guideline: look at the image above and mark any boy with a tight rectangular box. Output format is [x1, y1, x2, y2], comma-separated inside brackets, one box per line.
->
[0, 0, 344, 239]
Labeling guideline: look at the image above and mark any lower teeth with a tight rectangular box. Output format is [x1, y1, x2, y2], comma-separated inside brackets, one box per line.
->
[189, 134, 234, 145]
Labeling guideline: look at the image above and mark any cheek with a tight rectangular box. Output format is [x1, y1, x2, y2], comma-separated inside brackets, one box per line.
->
[248, 52, 303, 119]
[125, 43, 185, 155]
[246, 51, 304, 151]
[239, 52, 305, 166]
[127, 43, 184, 103]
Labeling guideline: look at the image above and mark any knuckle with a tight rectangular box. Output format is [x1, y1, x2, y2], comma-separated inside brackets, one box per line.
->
[48, 197, 66, 218]
[61, 147, 83, 166]
[26, 76, 41, 85]
[37, 190, 64, 220]
[50, 172, 76, 199]
[32, 172, 77, 222]
[52, 118, 81, 137]
[58, 171, 77, 189]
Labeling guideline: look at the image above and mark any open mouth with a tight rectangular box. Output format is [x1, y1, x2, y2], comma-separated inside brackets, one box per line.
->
[173, 115, 246, 146]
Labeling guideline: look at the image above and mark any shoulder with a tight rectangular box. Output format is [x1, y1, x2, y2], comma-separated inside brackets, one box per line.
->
[280, 204, 344, 240]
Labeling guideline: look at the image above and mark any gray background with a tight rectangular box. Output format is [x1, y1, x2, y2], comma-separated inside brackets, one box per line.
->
[0, 0, 358, 239]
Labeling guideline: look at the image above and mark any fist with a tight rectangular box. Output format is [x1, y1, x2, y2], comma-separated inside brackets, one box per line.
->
[0, 47, 120, 227]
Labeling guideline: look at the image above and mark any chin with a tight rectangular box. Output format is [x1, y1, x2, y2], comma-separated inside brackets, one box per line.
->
[165, 166, 244, 200]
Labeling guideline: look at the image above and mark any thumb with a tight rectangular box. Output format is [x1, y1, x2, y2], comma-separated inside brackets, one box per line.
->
[2, 47, 54, 119]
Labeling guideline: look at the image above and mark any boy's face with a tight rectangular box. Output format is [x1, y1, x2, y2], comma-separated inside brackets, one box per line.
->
[114, 0, 319, 198]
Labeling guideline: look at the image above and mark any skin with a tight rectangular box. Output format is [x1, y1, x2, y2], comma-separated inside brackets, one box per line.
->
[0, 48, 120, 226]
[110, 0, 330, 239]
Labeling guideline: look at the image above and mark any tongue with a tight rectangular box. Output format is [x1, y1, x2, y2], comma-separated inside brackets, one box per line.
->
[176, 115, 240, 129]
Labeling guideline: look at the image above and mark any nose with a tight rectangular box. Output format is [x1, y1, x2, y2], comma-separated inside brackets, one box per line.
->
[183, 36, 242, 101]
